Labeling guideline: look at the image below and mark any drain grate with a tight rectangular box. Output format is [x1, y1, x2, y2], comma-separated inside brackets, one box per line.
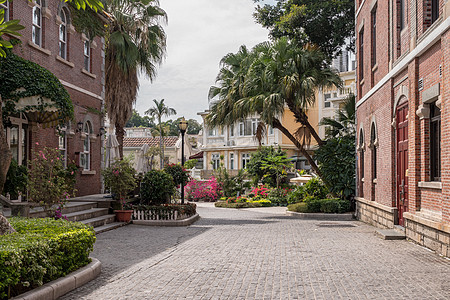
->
[317, 222, 356, 228]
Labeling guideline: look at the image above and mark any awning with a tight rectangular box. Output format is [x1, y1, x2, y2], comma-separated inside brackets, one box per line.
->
[189, 151, 203, 160]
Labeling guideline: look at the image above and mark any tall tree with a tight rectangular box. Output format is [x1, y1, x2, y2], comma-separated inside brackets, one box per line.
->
[206, 38, 341, 176]
[145, 99, 176, 169]
[105, 0, 167, 158]
[125, 109, 155, 128]
[253, 0, 354, 58]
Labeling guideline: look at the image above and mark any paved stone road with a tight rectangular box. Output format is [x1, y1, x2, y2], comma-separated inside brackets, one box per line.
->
[62, 203, 450, 300]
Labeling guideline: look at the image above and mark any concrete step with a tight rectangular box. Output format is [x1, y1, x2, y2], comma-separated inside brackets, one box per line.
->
[29, 201, 97, 218]
[375, 229, 406, 240]
[81, 214, 116, 228]
[69, 194, 113, 208]
[64, 208, 109, 222]
[94, 222, 127, 234]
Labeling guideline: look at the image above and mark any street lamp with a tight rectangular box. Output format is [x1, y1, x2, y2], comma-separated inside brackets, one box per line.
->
[178, 117, 188, 204]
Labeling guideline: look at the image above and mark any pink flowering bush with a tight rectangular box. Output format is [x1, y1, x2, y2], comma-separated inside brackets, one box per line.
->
[185, 177, 222, 202]
[249, 185, 269, 198]
[102, 158, 136, 209]
[28, 146, 75, 215]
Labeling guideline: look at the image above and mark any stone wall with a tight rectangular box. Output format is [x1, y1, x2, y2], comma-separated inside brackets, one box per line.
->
[355, 197, 397, 229]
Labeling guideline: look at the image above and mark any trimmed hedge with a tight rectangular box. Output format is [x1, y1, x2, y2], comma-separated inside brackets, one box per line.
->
[215, 199, 271, 209]
[288, 199, 351, 214]
[0, 218, 96, 299]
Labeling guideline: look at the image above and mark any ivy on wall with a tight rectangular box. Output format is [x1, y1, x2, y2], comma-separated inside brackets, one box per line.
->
[0, 53, 74, 126]
[69, 3, 106, 41]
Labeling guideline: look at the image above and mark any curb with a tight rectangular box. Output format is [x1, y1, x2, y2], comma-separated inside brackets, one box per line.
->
[132, 213, 200, 226]
[12, 258, 101, 300]
[286, 211, 354, 221]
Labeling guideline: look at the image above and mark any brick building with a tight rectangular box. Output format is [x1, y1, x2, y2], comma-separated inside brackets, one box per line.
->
[2, 0, 106, 196]
[355, 0, 450, 256]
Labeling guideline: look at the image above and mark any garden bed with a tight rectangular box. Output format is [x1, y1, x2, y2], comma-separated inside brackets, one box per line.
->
[0, 218, 96, 299]
[215, 200, 271, 209]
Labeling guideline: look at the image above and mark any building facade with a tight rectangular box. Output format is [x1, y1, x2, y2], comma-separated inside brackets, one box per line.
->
[355, 0, 450, 256]
[198, 109, 318, 177]
[3, 0, 106, 196]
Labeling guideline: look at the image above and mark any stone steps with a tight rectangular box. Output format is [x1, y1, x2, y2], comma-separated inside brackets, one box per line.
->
[94, 222, 128, 234]
[64, 208, 110, 222]
[375, 228, 406, 240]
[81, 214, 116, 228]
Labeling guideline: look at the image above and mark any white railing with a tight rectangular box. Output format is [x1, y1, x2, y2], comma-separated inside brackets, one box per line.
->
[133, 209, 190, 221]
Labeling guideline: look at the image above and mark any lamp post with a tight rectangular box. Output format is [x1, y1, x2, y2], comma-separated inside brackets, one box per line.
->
[178, 117, 188, 204]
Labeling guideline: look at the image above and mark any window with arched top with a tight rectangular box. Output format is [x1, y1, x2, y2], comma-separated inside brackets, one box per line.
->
[32, 0, 42, 46]
[80, 121, 92, 170]
[370, 122, 377, 180]
[59, 9, 68, 59]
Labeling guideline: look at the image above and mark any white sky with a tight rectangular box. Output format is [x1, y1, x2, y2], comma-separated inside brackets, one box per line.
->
[134, 0, 270, 123]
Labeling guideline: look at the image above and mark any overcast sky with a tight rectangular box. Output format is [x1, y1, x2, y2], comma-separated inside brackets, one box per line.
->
[134, 0, 270, 123]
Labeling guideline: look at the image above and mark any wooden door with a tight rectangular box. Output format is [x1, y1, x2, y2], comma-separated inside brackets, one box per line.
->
[396, 103, 408, 226]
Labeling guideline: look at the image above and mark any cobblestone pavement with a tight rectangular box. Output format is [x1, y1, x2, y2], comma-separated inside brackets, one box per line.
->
[62, 203, 450, 300]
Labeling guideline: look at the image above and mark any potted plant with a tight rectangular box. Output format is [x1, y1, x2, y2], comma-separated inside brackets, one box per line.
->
[102, 158, 136, 222]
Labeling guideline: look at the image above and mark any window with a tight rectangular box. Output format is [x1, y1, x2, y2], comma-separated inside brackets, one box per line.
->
[229, 124, 234, 137]
[230, 153, 234, 170]
[59, 131, 67, 167]
[399, 0, 405, 31]
[80, 121, 92, 170]
[0, 1, 8, 23]
[432, 0, 439, 24]
[32, 0, 42, 46]
[371, 8, 377, 67]
[324, 93, 331, 108]
[241, 153, 250, 169]
[370, 123, 377, 180]
[211, 154, 220, 170]
[430, 102, 441, 181]
[6, 114, 28, 166]
[359, 128, 365, 196]
[84, 40, 91, 72]
[268, 125, 274, 135]
[359, 29, 364, 82]
[59, 9, 67, 59]
[208, 127, 217, 136]
[239, 119, 258, 136]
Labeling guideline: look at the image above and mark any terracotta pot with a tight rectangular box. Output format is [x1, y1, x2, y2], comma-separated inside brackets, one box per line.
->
[114, 210, 134, 222]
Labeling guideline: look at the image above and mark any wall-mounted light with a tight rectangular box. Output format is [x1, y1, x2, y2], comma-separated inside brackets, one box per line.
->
[76, 121, 83, 133]
[97, 127, 106, 137]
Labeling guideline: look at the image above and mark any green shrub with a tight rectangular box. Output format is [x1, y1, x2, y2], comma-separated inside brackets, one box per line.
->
[268, 188, 290, 205]
[306, 199, 322, 213]
[140, 170, 175, 205]
[337, 200, 351, 213]
[214, 200, 271, 208]
[320, 199, 340, 213]
[287, 202, 308, 213]
[102, 157, 136, 209]
[164, 163, 189, 187]
[287, 186, 305, 204]
[304, 198, 351, 213]
[302, 177, 328, 199]
[0, 218, 95, 299]
[132, 203, 196, 219]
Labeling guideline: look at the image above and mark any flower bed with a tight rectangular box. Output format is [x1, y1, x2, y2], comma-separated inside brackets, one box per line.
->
[185, 177, 222, 202]
[132, 203, 197, 221]
[215, 196, 271, 209]
[0, 217, 95, 299]
[287, 198, 351, 214]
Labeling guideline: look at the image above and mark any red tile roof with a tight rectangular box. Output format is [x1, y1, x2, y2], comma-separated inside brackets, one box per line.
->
[123, 136, 178, 148]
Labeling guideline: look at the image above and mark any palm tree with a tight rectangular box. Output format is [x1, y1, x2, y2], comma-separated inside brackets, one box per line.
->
[206, 38, 341, 176]
[320, 94, 356, 139]
[145, 99, 176, 169]
[105, 0, 167, 158]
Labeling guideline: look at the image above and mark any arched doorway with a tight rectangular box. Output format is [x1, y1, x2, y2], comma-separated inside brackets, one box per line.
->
[396, 100, 408, 226]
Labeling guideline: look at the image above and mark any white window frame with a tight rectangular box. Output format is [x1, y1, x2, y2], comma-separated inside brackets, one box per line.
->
[84, 39, 90, 72]
[80, 121, 92, 170]
[229, 153, 234, 170]
[59, 130, 67, 167]
[1, 1, 9, 22]
[6, 113, 28, 166]
[32, 0, 42, 46]
[211, 153, 220, 170]
[208, 127, 217, 137]
[230, 124, 234, 137]
[268, 125, 274, 135]
[59, 9, 67, 59]
[241, 153, 250, 169]
[251, 119, 258, 135]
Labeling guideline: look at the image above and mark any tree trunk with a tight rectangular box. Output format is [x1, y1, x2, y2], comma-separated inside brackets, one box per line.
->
[285, 101, 323, 146]
[272, 119, 322, 177]
[115, 121, 124, 159]
[0, 95, 12, 196]
[159, 118, 164, 169]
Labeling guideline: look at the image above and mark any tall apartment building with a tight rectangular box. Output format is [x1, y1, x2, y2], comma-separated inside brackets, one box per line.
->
[2, 0, 106, 196]
[355, 0, 449, 256]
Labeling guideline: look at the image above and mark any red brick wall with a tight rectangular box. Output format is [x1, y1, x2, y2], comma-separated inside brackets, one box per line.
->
[9, 0, 104, 196]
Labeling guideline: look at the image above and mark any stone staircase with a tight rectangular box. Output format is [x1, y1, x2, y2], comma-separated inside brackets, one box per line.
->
[29, 195, 126, 234]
